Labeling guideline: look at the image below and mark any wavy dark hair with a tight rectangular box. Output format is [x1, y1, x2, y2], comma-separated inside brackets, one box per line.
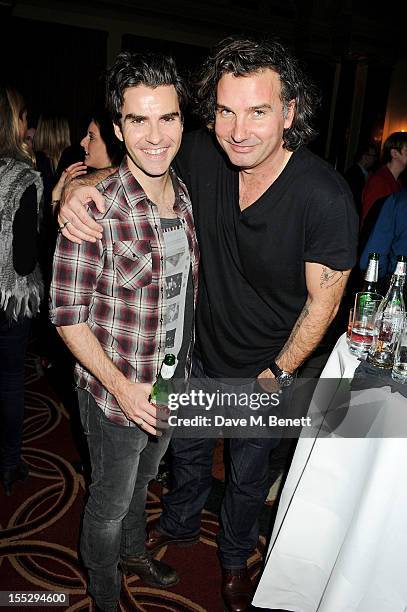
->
[106, 51, 188, 124]
[91, 107, 123, 166]
[194, 36, 320, 151]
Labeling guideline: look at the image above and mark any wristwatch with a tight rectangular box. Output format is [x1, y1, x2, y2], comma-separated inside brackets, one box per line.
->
[269, 361, 295, 387]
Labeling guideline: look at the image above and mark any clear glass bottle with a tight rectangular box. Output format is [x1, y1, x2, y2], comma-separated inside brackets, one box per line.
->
[367, 256, 406, 369]
[392, 318, 407, 383]
[150, 353, 176, 406]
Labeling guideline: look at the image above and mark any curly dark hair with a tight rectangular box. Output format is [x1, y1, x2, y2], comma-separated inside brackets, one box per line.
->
[106, 51, 188, 124]
[194, 36, 320, 151]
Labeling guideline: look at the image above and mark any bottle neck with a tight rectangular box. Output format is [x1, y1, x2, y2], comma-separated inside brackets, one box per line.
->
[394, 261, 407, 277]
[382, 274, 406, 308]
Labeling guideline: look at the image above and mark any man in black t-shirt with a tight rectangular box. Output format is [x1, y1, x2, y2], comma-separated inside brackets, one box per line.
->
[59, 37, 358, 612]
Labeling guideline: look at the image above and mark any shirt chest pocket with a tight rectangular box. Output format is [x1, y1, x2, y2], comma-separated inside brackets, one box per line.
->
[113, 240, 152, 289]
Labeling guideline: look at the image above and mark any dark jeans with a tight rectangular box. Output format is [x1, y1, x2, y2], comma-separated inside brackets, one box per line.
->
[77, 389, 171, 611]
[0, 315, 31, 471]
[158, 357, 282, 569]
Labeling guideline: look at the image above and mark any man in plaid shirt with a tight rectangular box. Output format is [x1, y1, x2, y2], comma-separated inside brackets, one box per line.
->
[50, 52, 199, 612]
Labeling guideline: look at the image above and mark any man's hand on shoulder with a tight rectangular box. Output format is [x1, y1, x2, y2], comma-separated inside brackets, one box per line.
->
[58, 167, 116, 244]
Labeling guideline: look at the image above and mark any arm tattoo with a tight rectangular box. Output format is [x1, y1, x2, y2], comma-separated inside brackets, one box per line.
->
[320, 266, 344, 288]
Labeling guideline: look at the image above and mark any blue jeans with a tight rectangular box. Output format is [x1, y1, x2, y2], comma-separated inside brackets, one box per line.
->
[0, 315, 31, 470]
[77, 389, 171, 611]
[158, 358, 282, 569]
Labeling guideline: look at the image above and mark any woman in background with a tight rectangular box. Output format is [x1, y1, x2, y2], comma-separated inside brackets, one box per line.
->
[80, 106, 123, 171]
[51, 107, 123, 204]
[33, 115, 86, 369]
[0, 85, 43, 495]
[33, 114, 71, 204]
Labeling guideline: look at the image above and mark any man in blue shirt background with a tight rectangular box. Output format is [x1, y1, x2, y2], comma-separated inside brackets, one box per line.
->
[360, 190, 407, 283]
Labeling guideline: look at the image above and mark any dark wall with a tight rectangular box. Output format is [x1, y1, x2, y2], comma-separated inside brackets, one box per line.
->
[302, 57, 336, 160]
[358, 61, 393, 157]
[1, 17, 107, 142]
[327, 59, 357, 171]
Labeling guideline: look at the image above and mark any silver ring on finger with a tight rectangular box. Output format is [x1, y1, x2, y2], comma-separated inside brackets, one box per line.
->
[58, 220, 70, 233]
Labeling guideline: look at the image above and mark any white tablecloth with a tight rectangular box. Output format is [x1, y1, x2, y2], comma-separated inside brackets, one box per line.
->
[253, 333, 407, 612]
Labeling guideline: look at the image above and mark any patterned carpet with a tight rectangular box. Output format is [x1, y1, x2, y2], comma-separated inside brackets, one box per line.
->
[0, 344, 268, 611]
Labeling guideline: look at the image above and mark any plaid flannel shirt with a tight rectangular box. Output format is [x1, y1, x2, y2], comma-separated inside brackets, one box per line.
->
[50, 159, 199, 426]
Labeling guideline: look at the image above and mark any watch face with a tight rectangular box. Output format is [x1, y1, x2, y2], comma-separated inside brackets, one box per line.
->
[277, 372, 294, 387]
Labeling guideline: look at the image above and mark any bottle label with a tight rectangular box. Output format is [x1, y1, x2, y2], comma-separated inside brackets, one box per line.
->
[394, 261, 407, 276]
[161, 362, 176, 380]
[365, 259, 378, 283]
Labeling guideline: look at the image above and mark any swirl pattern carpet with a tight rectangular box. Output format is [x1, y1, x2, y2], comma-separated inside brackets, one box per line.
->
[0, 347, 267, 611]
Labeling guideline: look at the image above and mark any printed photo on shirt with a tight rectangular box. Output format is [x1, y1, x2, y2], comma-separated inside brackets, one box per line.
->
[166, 272, 183, 299]
[166, 328, 176, 348]
[165, 303, 179, 325]
[166, 248, 186, 270]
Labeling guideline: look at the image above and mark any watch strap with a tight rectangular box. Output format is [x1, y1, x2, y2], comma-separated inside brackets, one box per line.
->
[269, 360, 284, 378]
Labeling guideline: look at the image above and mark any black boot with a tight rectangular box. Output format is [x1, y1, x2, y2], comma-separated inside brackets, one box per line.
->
[120, 552, 179, 587]
[0, 462, 29, 496]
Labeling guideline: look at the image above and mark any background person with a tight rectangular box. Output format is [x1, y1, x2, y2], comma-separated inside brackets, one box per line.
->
[360, 189, 407, 292]
[52, 107, 122, 208]
[80, 106, 123, 171]
[361, 131, 407, 227]
[343, 142, 377, 212]
[0, 85, 43, 496]
[33, 114, 86, 370]
[33, 113, 71, 205]
[24, 125, 36, 153]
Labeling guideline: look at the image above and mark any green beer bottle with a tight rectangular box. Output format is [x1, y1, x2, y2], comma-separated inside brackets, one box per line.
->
[150, 354, 176, 407]
[362, 252, 379, 293]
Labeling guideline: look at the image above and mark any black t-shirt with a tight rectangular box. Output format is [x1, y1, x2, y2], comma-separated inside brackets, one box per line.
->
[174, 129, 358, 378]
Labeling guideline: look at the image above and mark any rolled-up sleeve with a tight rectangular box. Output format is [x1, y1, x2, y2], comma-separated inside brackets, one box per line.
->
[49, 232, 104, 326]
